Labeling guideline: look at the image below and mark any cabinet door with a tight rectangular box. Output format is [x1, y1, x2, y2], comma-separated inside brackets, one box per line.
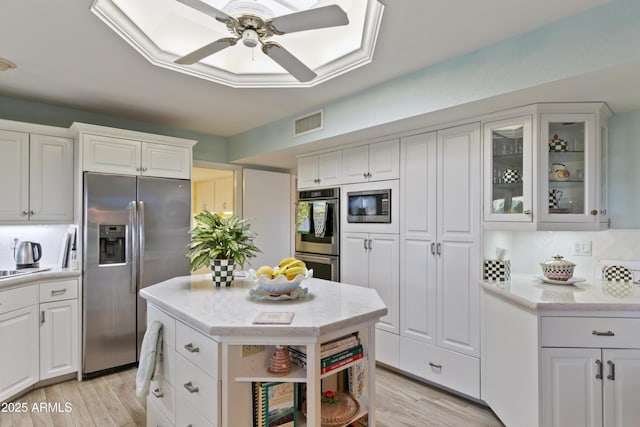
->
[29, 134, 74, 222]
[297, 155, 319, 189]
[368, 233, 399, 334]
[83, 133, 141, 175]
[341, 145, 369, 184]
[368, 139, 399, 181]
[597, 122, 609, 226]
[0, 129, 29, 221]
[602, 349, 640, 427]
[542, 347, 602, 427]
[436, 123, 481, 357]
[483, 116, 533, 223]
[540, 113, 597, 224]
[341, 232, 369, 288]
[317, 151, 342, 187]
[214, 176, 234, 214]
[142, 142, 191, 179]
[0, 305, 39, 401]
[39, 299, 78, 380]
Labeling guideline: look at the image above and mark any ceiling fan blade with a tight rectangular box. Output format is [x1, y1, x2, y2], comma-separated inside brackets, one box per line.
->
[176, 0, 233, 23]
[268, 5, 349, 34]
[175, 37, 238, 65]
[262, 42, 317, 82]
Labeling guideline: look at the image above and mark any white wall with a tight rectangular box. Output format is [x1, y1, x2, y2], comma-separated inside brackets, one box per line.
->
[484, 229, 640, 279]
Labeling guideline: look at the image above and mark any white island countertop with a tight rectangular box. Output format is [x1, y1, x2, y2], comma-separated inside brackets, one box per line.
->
[140, 274, 388, 338]
[481, 273, 640, 314]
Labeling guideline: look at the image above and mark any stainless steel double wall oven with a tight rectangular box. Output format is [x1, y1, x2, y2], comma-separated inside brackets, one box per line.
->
[294, 187, 340, 281]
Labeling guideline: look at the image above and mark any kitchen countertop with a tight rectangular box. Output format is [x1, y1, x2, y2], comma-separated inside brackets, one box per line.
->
[481, 273, 640, 313]
[0, 267, 81, 291]
[140, 274, 388, 338]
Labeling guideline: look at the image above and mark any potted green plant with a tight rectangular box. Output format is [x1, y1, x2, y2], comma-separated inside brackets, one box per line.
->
[186, 211, 260, 286]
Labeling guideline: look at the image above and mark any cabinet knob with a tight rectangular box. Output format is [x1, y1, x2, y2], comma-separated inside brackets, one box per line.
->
[136, 167, 141, 171]
[523, 210, 531, 215]
[600, 209, 607, 215]
[30, 210, 35, 216]
[591, 210, 598, 216]
[142, 167, 148, 172]
[21, 211, 29, 216]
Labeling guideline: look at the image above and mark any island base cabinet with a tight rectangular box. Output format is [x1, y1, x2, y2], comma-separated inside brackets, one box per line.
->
[147, 398, 173, 427]
[542, 348, 640, 427]
[399, 336, 480, 399]
[375, 329, 399, 368]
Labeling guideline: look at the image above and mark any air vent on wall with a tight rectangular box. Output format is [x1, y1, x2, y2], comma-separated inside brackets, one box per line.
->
[294, 110, 323, 136]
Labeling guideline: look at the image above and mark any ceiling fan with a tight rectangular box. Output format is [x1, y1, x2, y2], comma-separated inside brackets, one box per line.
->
[175, 0, 350, 82]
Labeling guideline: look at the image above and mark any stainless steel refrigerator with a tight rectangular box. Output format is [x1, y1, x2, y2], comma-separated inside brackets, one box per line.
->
[82, 172, 191, 377]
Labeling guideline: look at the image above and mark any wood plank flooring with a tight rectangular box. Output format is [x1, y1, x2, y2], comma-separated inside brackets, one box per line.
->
[1, 366, 503, 426]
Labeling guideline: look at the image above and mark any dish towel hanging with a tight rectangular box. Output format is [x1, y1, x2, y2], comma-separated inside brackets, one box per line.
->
[296, 202, 311, 234]
[135, 320, 163, 398]
[313, 201, 327, 238]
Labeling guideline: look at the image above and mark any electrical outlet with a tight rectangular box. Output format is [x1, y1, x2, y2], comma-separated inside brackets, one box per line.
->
[571, 241, 592, 256]
[241, 344, 265, 357]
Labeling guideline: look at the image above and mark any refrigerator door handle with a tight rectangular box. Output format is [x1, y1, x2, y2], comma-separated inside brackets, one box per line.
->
[130, 201, 138, 295]
[138, 201, 145, 289]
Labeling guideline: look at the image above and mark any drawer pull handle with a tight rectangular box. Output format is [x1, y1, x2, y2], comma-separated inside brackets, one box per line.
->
[607, 360, 615, 381]
[51, 289, 67, 296]
[428, 362, 442, 369]
[595, 359, 603, 379]
[592, 330, 615, 336]
[184, 381, 199, 393]
[151, 388, 164, 398]
[184, 343, 200, 353]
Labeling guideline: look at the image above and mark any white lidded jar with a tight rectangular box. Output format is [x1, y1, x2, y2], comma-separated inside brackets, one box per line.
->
[540, 255, 575, 281]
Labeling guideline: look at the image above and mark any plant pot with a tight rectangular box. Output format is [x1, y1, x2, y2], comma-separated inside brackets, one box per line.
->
[211, 259, 235, 287]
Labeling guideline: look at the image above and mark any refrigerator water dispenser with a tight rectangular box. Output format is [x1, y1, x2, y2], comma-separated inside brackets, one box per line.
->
[99, 225, 126, 265]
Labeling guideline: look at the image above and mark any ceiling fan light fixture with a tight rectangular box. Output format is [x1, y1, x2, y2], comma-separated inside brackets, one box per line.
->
[0, 57, 17, 71]
[241, 29, 259, 48]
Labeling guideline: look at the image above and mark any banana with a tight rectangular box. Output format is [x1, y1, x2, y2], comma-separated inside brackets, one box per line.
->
[255, 265, 274, 279]
[271, 267, 284, 277]
[285, 266, 306, 279]
[279, 257, 297, 268]
[282, 259, 306, 270]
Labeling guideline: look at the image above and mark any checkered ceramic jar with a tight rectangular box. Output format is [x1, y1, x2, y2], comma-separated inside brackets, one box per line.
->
[211, 259, 235, 287]
[549, 137, 568, 152]
[502, 169, 520, 184]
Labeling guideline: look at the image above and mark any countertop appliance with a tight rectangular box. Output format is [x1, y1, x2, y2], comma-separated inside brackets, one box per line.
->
[295, 187, 340, 281]
[82, 172, 191, 377]
[346, 188, 391, 223]
[15, 241, 42, 269]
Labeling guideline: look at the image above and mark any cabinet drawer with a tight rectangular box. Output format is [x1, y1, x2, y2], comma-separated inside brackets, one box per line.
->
[39, 280, 77, 303]
[177, 394, 215, 427]
[176, 354, 220, 426]
[399, 336, 480, 399]
[148, 379, 175, 424]
[176, 322, 219, 379]
[541, 317, 640, 348]
[147, 391, 174, 427]
[0, 285, 37, 314]
[147, 305, 175, 350]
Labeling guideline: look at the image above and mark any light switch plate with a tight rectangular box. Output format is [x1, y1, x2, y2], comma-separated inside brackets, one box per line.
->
[571, 241, 592, 256]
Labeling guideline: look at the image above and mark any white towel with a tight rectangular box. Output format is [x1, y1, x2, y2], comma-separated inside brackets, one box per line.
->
[135, 320, 163, 398]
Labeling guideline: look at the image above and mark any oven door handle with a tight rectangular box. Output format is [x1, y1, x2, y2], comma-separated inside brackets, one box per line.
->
[295, 253, 339, 263]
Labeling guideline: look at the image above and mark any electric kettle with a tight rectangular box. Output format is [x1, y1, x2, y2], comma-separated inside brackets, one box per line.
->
[15, 241, 42, 269]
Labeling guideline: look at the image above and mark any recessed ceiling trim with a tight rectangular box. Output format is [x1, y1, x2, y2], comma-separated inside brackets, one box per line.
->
[91, 0, 385, 88]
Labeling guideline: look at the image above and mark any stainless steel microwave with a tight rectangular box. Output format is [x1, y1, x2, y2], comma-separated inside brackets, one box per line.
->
[346, 189, 391, 223]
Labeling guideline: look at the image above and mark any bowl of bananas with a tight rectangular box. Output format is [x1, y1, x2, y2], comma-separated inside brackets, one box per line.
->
[249, 257, 313, 296]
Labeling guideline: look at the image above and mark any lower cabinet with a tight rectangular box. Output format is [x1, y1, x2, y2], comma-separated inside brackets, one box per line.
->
[39, 299, 78, 380]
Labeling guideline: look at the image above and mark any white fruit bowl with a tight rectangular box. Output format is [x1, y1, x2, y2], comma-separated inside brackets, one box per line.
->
[248, 268, 313, 295]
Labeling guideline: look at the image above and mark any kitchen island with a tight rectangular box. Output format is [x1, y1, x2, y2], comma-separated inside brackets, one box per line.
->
[140, 274, 387, 427]
[480, 274, 640, 427]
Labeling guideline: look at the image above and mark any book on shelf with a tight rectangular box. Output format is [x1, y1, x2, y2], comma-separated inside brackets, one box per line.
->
[347, 359, 366, 400]
[321, 352, 364, 374]
[252, 381, 297, 427]
[289, 333, 359, 359]
[288, 344, 363, 371]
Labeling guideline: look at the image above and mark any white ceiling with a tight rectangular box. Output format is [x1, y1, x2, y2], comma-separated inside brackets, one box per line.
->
[1, 0, 636, 155]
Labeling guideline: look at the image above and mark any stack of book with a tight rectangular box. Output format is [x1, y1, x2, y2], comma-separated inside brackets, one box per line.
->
[288, 333, 363, 374]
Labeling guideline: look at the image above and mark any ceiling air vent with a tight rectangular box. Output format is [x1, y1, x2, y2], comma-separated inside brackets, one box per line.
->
[294, 110, 323, 136]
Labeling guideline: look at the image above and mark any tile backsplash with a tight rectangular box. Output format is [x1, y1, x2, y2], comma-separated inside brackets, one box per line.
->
[483, 229, 640, 279]
[0, 225, 76, 269]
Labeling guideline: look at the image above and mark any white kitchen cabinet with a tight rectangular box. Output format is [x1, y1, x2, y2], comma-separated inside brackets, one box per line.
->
[73, 122, 196, 179]
[398, 123, 481, 399]
[0, 129, 73, 223]
[341, 232, 399, 336]
[0, 285, 39, 402]
[341, 139, 399, 184]
[39, 279, 79, 380]
[214, 176, 234, 214]
[297, 151, 341, 189]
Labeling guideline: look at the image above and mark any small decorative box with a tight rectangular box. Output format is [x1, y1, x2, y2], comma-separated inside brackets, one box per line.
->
[484, 259, 511, 281]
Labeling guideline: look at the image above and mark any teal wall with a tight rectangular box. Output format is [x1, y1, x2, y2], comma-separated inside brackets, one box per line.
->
[0, 96, 229, 162]
[609, 111, 640, 228]
[228, 0, 640, 161]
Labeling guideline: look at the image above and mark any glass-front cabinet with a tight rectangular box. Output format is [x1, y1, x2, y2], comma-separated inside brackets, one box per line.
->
[483, 115, 533, 224]
[540, 113, 597, 226]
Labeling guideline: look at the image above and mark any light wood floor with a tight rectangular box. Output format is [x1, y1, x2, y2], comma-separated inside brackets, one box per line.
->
[1, 367, 503, 426]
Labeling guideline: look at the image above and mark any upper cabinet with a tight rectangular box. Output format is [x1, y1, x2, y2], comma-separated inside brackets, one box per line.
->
[0, 128, 73, 223]
[297, 151, 341, 189]
[73, 123, 196, 179]
[341, 139, 399, 184]
[482, 103, 611, 231]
